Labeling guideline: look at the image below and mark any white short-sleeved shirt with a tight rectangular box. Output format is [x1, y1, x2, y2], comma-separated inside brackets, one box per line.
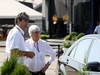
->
[24, 38, 56, 72]
[6, 25, 26, 55]
[94, 25, 100, 34]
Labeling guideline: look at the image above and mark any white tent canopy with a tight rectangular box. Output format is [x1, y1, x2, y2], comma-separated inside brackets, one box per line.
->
[0, 0, 42, 20]
[17, 0, 42, 8]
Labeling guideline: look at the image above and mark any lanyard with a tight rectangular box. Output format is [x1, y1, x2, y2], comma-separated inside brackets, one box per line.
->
[34, 42, 40, 52]
[16, 27, 25, 39]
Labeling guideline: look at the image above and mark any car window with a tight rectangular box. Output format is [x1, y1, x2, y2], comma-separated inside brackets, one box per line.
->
[69, 44, 77, 57]
[88, 39, 100, 62]
[69, 39, 92, 63]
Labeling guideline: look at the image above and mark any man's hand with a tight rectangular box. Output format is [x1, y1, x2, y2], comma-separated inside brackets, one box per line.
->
[41, 62, 50, 72]
[25, 51, 35, 58]
[11, 49, 35, 58]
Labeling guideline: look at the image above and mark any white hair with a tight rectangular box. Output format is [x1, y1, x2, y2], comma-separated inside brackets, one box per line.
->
[28, 25, 40, 37]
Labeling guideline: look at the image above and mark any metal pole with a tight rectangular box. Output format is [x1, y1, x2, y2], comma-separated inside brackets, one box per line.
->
[70, 0, 74, 33]
[91, 0, 94, 28]
[69, 23, 72, 34]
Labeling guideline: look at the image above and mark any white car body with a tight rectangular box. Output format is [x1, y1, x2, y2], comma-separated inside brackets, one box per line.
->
[59, 34, 100, 75]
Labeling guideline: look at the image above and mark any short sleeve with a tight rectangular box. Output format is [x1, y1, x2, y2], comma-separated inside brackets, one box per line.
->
[9, 33, 25, 51]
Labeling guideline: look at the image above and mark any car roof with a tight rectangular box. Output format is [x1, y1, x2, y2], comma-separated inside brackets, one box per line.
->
[82, 34, 100, 39]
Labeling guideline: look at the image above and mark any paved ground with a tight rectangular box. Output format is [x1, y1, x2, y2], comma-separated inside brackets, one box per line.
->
[0, 47, 7, 67]
[0, 41, 59, 75]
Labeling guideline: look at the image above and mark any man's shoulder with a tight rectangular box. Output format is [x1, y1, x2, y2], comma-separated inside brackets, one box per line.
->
[8, 27, 19, 35]
[25, 38, 32, 43]
[39, 39, 48, 45]
[7, 27, 21, 39]
[39, 39, 46, 42]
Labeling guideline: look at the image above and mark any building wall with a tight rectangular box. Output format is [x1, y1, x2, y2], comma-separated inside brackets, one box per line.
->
[65, 0, 94, 33]
[42, 0, 49, 32]
[54, 0, 68, 18]
[43, 0, 100, 34]
[29, 20, 42, 31]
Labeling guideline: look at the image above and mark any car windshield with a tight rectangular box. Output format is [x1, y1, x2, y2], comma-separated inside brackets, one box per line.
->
[88, 39, 100, 62]
[68, 38, 93, 63]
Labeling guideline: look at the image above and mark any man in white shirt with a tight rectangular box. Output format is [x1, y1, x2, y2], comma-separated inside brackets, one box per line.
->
[6, 12, 35, 63]
[25, 25, 57, 75]
[94, 21, 100, 34]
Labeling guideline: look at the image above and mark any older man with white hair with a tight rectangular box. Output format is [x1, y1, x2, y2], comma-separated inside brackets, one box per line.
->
[24, 25, 57, 75]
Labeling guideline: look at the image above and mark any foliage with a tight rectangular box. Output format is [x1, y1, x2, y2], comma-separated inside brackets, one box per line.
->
[40, 34, 50, 39]
[59, 72, 64, 75]
[1, 55, 18, 75]
[64, 32, 85, 48]
[0, 54, 31, 75]
[64, 32, 85, 41]
[11, 64, 31, 75]
[64, 32, 77, 41]
[77, 57, 90, 75]
[64, 41, 72, 48]
[77, 33, 85, 40]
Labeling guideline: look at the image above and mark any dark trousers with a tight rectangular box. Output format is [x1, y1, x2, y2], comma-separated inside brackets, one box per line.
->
[30, 71, 45, 75]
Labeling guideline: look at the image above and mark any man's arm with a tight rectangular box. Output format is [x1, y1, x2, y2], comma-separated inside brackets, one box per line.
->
[41, 62, 50, 72]
[11, 48, 35, 58]
[41, 42, 57, 72]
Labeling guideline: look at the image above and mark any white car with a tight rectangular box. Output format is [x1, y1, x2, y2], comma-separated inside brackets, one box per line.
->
[59, 34, 100, 75]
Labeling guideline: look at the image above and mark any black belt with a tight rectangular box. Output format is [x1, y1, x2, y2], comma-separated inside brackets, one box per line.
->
[30, 71, 45, 75]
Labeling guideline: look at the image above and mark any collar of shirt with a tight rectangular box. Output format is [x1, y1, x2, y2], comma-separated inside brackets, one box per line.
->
[15, 25, 24, 35]
[30, 38, 40, 44]
[30, 38, 41, 52]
